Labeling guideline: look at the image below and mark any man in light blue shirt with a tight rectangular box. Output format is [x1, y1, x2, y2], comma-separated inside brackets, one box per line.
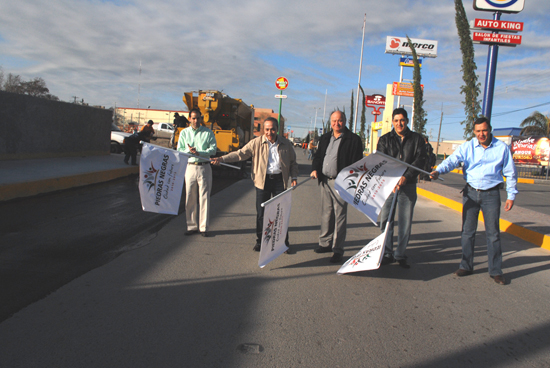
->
[178, 108, 217, 237]
[431, 117, 517, 285]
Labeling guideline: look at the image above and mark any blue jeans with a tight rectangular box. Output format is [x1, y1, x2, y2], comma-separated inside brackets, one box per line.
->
[256, 174, 289, 246]
[379, 184, 417, 261]
[461, 186, 502, 276]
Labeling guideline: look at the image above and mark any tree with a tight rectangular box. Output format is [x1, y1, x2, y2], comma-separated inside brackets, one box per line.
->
[407, 35, 427, 136]
[358, 85, 368, 143]
[520, 111, 550, 137]
[21, 77, 49, 97]
[349, 90, 355, 128]
[0, 67, 59, 100]
[455, 0, 482, 139]
[3, 73, 24, 94]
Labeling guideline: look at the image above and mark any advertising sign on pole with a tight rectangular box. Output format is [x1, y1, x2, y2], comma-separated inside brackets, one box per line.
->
[511, 136, 550, 166]
[473, 0, 525, 14]
[392, 82, 423, 97]
[275, 77, 289, 90]
[471, 18, 523, 32]
[472, 32, 522, 46]
[365, 94, 386, 106]
[385, 36, 438, 58]
[399, 57, 423, 67]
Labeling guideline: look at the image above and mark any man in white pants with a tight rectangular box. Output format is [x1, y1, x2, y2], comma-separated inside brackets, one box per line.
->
[177, 108, 217, 237]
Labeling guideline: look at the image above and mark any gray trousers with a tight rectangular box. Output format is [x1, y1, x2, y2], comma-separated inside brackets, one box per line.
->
[319, 178, 348, 255]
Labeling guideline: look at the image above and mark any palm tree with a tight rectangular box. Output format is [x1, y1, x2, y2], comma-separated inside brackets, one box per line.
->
[520, 111, 550, 136]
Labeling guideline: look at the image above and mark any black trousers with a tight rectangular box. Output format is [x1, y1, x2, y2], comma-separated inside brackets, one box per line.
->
[255, 174, 289, 246]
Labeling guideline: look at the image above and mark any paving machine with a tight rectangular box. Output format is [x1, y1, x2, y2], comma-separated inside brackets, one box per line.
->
[172, 90, 255, 156]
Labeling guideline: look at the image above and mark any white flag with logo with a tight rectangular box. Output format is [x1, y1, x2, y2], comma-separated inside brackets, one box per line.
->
[259, 190, 292, 268]
[139, 143, 188, 215]
[334, 152, 406, 225]
[337, 227, 388, 274]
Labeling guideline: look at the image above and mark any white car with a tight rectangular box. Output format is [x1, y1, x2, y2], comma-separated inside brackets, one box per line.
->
[111, 123, 132, 154]
[153, 123, 174, 139]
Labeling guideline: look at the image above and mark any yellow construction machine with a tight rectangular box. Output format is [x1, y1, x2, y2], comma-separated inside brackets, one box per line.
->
[172, 90, 255, 156]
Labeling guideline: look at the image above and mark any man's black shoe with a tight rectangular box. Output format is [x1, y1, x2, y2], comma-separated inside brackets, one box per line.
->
[184, 230, 198, 236]
[329, 253, 343, 263]
[491, 275, 506, 285]
[200, 232, 210, 237]
[381, 255, 395, 266]
[397, 259, 410, 269]
[454, 269, 473, 277]
[253, 243, 261, 252]
[314, 246, 332, 254]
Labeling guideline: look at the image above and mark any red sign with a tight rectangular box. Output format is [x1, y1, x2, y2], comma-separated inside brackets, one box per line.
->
[372, 111, 381, 115]
[473, 18, 523, 32]
[366, 94, 386, 106]
[275, 77, 288, 90]
[511, 136, 550, 165]
[472, 32, 522, 45]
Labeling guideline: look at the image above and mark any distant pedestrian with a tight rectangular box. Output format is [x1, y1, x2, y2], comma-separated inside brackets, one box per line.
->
[124, 131, 151, 165]
[141, 120, 155, 142]
[420, 137, 435, 181]
[431, 117, 518, 285]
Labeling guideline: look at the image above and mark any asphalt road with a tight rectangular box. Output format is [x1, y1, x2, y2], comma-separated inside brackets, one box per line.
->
[1, 153, 550, 367]
[0, 172, 241, 322]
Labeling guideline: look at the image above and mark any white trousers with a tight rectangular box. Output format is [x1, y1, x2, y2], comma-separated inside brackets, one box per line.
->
[185, 164, 212, 232]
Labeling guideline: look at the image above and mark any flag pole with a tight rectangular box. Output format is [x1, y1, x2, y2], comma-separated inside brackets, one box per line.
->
[261, 177, 312, 207]
[141, 142, 241, 170]
[373, 151, 444, 181]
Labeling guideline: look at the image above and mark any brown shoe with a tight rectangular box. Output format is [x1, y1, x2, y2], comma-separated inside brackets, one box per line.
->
[491, 275, 506, 285]
[454, 269, 473, 277]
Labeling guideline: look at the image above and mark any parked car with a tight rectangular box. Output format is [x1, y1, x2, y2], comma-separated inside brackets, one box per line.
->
[111, 123, 132, 154]
[153, 123, 174, 139]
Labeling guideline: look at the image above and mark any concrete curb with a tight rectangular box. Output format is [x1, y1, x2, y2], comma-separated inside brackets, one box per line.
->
[0, 167, 138, 202]
[417, 187, 550, 251]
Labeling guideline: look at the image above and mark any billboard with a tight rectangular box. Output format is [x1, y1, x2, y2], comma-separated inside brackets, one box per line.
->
[511, 136, 550, 165]
[385, 36, 438, 58]
[392, 82, 423, 97]
[472, 18, 523, 32]
[472, 32, 522, 46]
[399, 57, 422, 67]
[473, 0, 525, 14]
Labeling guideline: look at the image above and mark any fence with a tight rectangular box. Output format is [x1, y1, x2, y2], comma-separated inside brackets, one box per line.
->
[515, 163, 549, 180]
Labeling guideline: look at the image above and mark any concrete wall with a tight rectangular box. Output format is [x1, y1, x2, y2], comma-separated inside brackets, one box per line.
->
[0, 91, 112, 160]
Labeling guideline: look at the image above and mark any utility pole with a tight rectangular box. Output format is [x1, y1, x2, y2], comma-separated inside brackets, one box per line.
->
[435, 106, 443, 158]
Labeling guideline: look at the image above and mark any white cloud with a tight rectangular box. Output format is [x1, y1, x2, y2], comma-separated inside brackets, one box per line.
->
[1, 0, 549, 138]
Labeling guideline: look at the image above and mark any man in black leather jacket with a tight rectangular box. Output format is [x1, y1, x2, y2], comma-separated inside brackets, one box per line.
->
[311, 110, 364, 263]
[377, 107, 426, 268]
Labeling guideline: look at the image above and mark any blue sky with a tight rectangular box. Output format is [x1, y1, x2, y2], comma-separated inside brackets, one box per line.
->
[1, 0, 549, 140]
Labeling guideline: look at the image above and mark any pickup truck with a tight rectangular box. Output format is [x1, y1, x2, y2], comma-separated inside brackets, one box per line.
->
[153, 123, 174, 139]
[111, 123, 132, 153]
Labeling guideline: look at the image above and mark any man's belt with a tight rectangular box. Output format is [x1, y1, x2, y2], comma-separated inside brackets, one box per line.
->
[189, 161, 207, 166]
[266, 173, 282, 180]
[467, 183, 502, 192]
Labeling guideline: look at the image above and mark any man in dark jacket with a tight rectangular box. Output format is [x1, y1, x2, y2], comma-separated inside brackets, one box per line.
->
[310, 110, 364, 263]
[377, 107, 426, 268]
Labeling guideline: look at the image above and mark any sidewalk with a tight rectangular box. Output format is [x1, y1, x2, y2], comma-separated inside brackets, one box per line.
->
[0, 153, 137, 201]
